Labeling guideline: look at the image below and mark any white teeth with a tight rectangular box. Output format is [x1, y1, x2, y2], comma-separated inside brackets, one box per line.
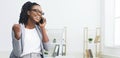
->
[35, 16, 39, 19]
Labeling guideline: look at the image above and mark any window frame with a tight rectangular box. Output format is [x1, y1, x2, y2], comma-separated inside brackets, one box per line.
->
[104, 0, 120, 48]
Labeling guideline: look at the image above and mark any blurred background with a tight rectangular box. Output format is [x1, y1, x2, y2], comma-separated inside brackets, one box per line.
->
[0, 0, 120, 58]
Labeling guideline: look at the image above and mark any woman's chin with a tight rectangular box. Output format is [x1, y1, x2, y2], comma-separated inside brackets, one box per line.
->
[33, 21, 39, 25]
[34, 20, 39, 23]
[35, 22, 39, 24]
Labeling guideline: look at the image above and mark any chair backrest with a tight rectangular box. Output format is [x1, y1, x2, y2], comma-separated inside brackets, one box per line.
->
[46, 27, 66, 44]
[46, 27, 67, 57]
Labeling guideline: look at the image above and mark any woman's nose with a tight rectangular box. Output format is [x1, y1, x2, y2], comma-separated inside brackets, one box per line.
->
[37, 12, 41, 16]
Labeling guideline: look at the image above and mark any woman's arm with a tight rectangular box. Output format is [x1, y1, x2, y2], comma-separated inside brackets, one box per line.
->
[39, 17, 50, 51]
[11, 24, 22, 57]
[39, 17, 49, 42]
[41, 27, 50, 51]
[41, 27, 49, 42]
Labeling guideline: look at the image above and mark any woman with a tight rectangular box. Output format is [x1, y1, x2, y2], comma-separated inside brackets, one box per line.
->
[10, 1, 49, 58]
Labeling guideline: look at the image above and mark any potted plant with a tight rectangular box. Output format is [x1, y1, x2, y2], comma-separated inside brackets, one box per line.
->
[53, 38, 56, 43]
[88, 38, 93, 43]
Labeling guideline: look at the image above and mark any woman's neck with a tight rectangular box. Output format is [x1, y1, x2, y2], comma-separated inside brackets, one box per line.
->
[25, 19, 35, 29]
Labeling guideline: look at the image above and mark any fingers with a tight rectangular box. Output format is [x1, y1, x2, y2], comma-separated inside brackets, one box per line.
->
[43, 18, 46, 23]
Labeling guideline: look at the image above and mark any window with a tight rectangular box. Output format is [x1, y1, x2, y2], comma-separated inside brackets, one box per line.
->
[114, 0, 120, 46]
[104, 0, 120, 47]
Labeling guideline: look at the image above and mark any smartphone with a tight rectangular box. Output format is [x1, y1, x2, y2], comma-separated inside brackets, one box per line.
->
[39, 18, 44, 24]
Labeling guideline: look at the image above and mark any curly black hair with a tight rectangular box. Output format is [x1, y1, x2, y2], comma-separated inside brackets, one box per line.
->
[19, 1, 40, 25]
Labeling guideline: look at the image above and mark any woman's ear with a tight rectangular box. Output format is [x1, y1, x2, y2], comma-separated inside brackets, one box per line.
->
[27, 11, 30, 15]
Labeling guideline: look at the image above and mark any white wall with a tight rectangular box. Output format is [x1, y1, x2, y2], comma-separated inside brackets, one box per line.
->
[41, 0, 101, 55]
[0, 0, 101, 58]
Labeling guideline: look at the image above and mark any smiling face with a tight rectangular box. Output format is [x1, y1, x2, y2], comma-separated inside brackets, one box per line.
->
[28, 5, 44, 23]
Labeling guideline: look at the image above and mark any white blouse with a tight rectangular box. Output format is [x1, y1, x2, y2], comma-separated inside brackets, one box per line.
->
[21, 28, 41, 56]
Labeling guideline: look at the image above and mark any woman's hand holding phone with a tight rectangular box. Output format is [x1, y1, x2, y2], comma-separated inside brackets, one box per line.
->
[39, 16, 46, 28]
